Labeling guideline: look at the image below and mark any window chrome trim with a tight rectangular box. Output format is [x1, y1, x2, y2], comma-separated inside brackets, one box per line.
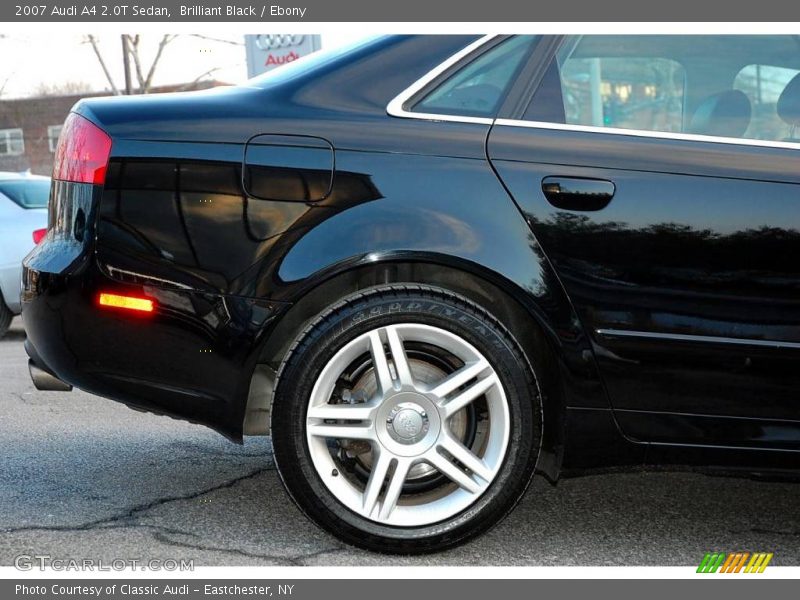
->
[494, 119, 800, 152]
[389, 37, 800, 153]
[386, 34, 499, 125]
[596, 328, 800, 350]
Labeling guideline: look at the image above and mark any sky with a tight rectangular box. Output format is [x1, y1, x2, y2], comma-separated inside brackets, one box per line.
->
[0, 32, 357, 98]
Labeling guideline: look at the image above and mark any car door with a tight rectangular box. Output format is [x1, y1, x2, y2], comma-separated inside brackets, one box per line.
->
[488, 35, 800, 451]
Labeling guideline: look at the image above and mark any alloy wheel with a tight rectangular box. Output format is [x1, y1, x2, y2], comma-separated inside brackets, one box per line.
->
[305, 323, 510, 527]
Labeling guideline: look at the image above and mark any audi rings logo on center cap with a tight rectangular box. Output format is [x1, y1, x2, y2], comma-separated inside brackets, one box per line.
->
[255, 34, 305, 50]
[396, 412, 421, 437]
[386, 402, 430, 445]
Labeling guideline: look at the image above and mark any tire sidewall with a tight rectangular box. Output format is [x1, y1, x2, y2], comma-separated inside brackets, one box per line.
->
[272, 287, 541, 552]
[0, 298, 12, 339]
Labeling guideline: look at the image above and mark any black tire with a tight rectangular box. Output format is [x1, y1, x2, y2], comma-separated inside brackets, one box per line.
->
[271, 285, 542, 554]
[0, 297, 12, 339]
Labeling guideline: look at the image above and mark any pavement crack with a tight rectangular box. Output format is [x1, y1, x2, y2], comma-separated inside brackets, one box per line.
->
[8, 392, 29, 405]
[0, 466, 273, 536]
[149, 530, 302, 566]
[291, 546, 349, 564]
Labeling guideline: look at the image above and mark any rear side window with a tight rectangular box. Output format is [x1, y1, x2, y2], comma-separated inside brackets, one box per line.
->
[559, 54, 685, 132]
[734, 64, 800, 141]
[0, 179, 50, 209]
[527, 35, 800, 144]
[413, 36, 536, 118]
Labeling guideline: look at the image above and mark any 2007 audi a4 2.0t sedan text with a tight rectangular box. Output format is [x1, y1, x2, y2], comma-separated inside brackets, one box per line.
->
[22, 35, 800, 553]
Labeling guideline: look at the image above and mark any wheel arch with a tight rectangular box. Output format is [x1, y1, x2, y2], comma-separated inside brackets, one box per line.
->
[248, 254, 577, 482]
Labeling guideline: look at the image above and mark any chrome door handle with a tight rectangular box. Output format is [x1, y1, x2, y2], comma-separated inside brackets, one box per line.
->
[541, 176, 615, 211]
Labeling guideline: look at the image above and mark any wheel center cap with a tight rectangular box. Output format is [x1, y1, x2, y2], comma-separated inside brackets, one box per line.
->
[386, 402, 430, 444]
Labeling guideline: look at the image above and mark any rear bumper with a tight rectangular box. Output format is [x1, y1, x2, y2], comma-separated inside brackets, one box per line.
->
[21, 181, 288, 440]
[23, 256, 287, 439]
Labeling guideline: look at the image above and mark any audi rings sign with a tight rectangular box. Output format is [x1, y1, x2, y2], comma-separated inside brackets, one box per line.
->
[245, 34, 322, 77]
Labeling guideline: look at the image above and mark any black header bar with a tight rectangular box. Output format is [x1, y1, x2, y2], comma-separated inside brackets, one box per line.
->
[4, 0, 800, 22]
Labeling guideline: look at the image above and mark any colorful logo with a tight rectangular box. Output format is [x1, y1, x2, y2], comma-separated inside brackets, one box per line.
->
[697, 552, 773, 573]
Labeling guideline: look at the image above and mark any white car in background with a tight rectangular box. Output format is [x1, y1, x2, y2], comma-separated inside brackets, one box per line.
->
[0, 172, 49, 337]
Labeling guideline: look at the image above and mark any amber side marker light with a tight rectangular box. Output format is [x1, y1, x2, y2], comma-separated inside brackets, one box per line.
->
[98, 293, 155, 314]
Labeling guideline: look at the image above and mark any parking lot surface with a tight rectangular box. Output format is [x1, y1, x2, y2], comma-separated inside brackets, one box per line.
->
[1, 318, 798, 567]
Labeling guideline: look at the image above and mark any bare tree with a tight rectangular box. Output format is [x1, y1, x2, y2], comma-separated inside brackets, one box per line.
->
[176, 67, 224, 91]
[85, 34, 120, 95]
[84, 34, 178, 95]
[0, 75, 11, 98]
[34, 81, 93, 97]
[0, 35, 12, 97]
[126, 34, 178, 93]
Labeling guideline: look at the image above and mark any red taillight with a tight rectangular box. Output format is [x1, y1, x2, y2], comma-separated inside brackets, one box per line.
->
[52, 113, 112, 185]
[32, 228, 47, 245]
[98, 293, 155, 314]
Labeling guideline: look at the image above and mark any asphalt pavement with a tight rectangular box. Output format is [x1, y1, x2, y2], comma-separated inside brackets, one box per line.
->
[1, 317, 798, 567]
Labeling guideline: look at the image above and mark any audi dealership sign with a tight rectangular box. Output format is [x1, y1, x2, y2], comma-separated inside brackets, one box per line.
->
[245, 34, 322, 77]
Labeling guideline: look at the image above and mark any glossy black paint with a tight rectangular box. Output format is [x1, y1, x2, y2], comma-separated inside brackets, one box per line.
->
[488, 126, 800, 450]
[22, 180, 284, 438]
[21, 35, 800, 476]
[244, 134, 335, 202]
[541, 176, 615, 211]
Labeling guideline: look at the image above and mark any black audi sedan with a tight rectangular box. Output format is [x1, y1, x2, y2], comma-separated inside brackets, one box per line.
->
[22, 34, 800, 553]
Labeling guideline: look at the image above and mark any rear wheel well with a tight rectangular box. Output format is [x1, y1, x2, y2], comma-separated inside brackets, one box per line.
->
[248, 261, 565, 480]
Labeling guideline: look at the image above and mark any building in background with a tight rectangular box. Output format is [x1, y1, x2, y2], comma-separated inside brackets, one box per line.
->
[0, 81, 229, 176]
[245, 34, 322, 77]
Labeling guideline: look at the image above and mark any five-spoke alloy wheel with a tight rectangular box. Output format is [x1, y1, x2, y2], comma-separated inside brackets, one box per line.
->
[272, 286, 541, 553]
[306, 323, 509, 526]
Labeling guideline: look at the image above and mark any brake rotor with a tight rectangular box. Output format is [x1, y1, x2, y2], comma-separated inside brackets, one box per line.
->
[350, 358, 469, 481]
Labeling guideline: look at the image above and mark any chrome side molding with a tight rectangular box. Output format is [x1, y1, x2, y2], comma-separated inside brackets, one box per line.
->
[596, 328, 800, 350]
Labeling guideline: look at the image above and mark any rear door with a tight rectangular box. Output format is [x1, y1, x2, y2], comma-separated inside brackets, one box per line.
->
[488, 35, 800, 450]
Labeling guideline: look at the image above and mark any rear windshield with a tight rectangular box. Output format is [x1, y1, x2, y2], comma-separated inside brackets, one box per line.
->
[0, 179, 50, 209]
